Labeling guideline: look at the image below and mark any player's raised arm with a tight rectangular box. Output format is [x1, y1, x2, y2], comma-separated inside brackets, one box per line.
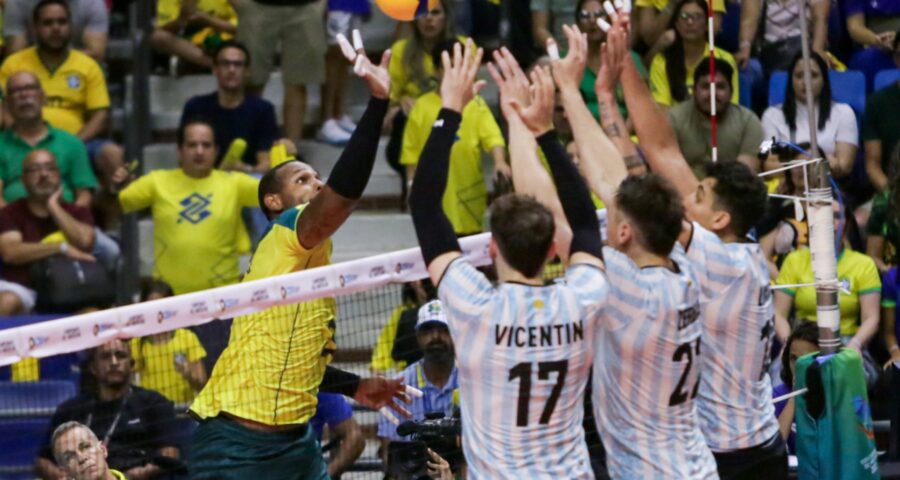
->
[487, 48, 573, 264]
[296, 46, 393, 250]
[409, 40, 485, 285]
[610, 14, 699, 199]
[550, 25, 627, 206]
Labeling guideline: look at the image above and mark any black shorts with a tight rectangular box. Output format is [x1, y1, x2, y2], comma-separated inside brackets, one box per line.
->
[713, 433, 789, 480]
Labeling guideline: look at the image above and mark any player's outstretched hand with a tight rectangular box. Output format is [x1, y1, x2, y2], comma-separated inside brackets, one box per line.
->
[549, 25, 588, 93]
[602, 8, 632, 80]
[440, 39, 485, 113]
[487, 48, 554, 136]
[336, 29, 392, 100]
[355, 376, 420, 419]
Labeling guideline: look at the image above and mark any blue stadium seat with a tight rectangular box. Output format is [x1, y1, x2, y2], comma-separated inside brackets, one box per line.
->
[739, 71, 752, 108]
[0, 381, 77, 417]
[767, 70, 867, 117]
[0, 417, 52, 476]
[874, 69, 900, 92]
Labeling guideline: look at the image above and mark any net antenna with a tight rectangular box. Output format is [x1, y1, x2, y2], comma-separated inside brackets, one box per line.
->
[707, 0, 717, 162]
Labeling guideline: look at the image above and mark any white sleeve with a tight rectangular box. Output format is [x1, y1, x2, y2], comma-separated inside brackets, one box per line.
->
[761, 106, 786, 141]
[684, 223, 744, 301]
[564, 263, 609, 319]
[832, 103, 859, 147]
[437, 259, 494, 324]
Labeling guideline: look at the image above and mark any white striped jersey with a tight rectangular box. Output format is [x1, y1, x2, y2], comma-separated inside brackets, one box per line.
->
[593, 245, 719, 480]
[685, 223, 779, 451]
[438, 258, 608, 479]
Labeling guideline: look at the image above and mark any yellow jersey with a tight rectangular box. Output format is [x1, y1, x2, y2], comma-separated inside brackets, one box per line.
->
[132, 329, 207, 404]
[118, 169, 258, 294]
[776, 248, 882, 336]
[156, 0, 237, 44]
[401, 92, 505, 234]
[0, 47, 110, 135]
[370, 303, 414, 373]
[191, 205, 336, 426]
[649, 46, 739, 107]
[388, 36, 469, 103]
[635, 0, 725, 13]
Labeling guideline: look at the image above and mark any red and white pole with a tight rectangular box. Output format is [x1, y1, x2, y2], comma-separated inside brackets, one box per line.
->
[707, 0, 717, 162]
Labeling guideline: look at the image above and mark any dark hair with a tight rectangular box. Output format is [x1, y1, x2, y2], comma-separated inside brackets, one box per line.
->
[704, 161, 768, 237]
[783, 51, 831, 133]
[140, 279, 173, 302]
[780, 321, 819, 386]
[692, 57, 734, 90]
[177, 117, 215, 147]
[615, 174, 684, 255]
[257, 160, 302, 220]
[663, 0, 709, 103]
[33, 0, 70, 24]
[488, 194, 555, 278]
[430, 39, 460, 68]
[214, 40, 251, 66]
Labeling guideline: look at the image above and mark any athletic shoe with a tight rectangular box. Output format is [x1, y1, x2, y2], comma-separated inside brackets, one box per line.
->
[337, 115, 357, 133]
[317, 119, 352, 145]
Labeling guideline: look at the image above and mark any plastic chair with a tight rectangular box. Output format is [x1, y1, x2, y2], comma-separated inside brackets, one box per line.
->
[874, 69, 900, 92]
[0, 381, 77, 417]
[768, 70, 867, 116]
[0, 417, 52, 476]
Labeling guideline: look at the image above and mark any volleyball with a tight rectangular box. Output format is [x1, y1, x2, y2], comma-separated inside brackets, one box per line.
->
[375, 0, 438, 21]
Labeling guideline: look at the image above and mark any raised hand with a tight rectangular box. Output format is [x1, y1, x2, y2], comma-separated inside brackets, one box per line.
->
[602, 7, 632, 79]
[487, 48, 553, 135]
[549, 25, 588, 93]
[355, 376, 419, 420]
[440, 39, 485, 113]
[337, 29, 392, 100]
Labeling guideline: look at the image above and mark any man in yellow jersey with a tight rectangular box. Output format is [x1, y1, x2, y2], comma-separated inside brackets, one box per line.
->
[116, 118, 259, 294]
[189, 47, 415, 479]
[51, 422, 129, 480]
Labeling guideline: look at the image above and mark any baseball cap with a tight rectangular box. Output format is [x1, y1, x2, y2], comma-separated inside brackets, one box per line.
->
[416, 300, 448, 330]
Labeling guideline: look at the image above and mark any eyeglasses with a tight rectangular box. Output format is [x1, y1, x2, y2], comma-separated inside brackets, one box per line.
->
[23, 164, 59, 174]
[577, 9, 605, 21]
[215, 59, 247, 69]
[678, 11, 705, 23]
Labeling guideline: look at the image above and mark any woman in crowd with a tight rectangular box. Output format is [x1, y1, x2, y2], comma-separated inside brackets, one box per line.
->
[761, 52, 857, 179]
[772, 322, 819, 453]
[866, 167, 900, 274]
[648, 0, 738, 107]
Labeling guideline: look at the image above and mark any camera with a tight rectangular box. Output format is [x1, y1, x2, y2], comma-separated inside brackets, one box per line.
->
[758, 138, 799, 161]
[387, 412, 462, 479]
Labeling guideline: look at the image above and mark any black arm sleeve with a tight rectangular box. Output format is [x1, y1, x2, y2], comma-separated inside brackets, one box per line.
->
[537, 130, 604, 259]
[325, 97, 390, 200]
[408, 108, 463, 265]
[320, 366, 362, 398]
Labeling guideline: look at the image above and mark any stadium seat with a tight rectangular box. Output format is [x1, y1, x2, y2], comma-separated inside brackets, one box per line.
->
[0, 418, 52, 476]
[0, 381, 76, 417]
[768, 70, 867, 116]
[874, 69, 900, 92]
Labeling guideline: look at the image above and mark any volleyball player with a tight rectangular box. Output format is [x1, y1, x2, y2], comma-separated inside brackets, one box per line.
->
[189, 49, 414, 479]
[496, 27, 718, 478]
[409, 40, 608, 478]
[604, 16, 787, 477]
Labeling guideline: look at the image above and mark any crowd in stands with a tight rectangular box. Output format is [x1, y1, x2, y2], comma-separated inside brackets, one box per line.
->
[0, 0, 899, 476]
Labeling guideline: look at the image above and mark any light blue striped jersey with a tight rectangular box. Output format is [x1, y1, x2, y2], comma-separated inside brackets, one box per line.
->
[376, 360, 459, 441]
[685, 223, 779, 451]
[592, 245, 718, 480]
[438, 258, 608, 480]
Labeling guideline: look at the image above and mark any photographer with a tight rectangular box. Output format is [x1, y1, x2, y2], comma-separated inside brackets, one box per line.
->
[378, 300, 460, 479]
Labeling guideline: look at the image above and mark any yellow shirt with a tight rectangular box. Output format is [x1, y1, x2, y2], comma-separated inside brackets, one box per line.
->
[388, 36, 469, 103]
[776, 248, 882, 336]
[131, 329, 207, 404]
[156, 0, 237, 44]
[649, 46, 739, 107]
[0, 47, 110, 135]
[191, 205, 336, 425]
[118, 169, 258, 294]
[370, 303, 413, 373]
[401, 92, 505, 234]
[635, 0, 725, 13]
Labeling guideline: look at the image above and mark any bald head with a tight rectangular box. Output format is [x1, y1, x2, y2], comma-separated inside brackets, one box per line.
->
[5, 71, 44, 123]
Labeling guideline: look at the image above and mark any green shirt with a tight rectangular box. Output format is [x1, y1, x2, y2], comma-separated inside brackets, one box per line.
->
[0, 125, 97, 203]
[668, 101, 764, 179]
[865, 190, 900, 264]
[862, 83, 900, 174]
[580, 51, 647, 121]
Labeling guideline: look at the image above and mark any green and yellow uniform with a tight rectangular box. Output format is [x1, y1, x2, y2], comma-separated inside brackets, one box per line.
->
[402, 92, 505, 235]
[132, 329, 207, 404]
[776, 248, 882, 336]
[0, 47, 109, 135]
[118, 169, 258, 294]
[649, 46, 739, 107]
[191, 205, 336, 426]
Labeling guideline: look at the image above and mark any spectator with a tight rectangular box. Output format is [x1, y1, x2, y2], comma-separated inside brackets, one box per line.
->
[0, 71, 96, 208]
[151, 0, 237, 70]
[401, 39, 506, 236]
[647, 0, 738, 108]
[3, 0, 109, 61]
[131, 280, 208, 405]
[0, 0, 125, 203]
[371, 280, 434, 374]
[180, 41, 279, 173]
[0, 149, 95, 315]
[229, 0, 327, 142]
[771, 321, 819, 453]
[531, 0, 577, 49]
[576, 0, 647, 124]
[668, 58, 765, 176]
[862, 34, 900, 193]
[36, 339, 181, 480]
[317, 0, 370, 145]
[866, 168, 900, 273]
[385, 0, 461, 194]
[761, 52, 858, 179]
[51, 421, 128, 480]
[774, 198, 881, 382]
[310, 393, 365, 478]
[635, 0, 724, 50]
[115, 119, 259, 294]
[378, 301, 459, 465]
[735, 0, 830, 74]
[846, 0, 899, 90]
